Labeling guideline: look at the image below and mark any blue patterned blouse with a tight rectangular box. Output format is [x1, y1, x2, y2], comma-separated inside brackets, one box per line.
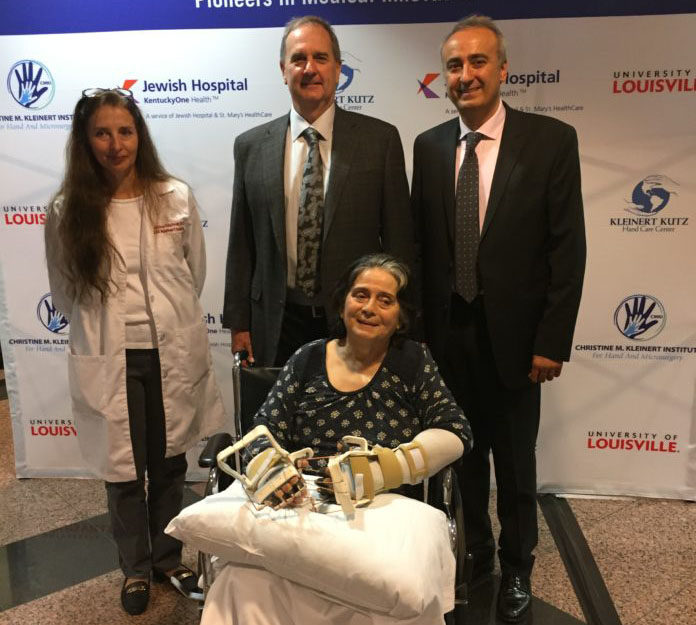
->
[252, 338, 472, 467]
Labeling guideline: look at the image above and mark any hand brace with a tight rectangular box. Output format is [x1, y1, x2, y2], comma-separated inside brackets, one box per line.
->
[327, 436, 429, 518]
[217, 425, 314, 509]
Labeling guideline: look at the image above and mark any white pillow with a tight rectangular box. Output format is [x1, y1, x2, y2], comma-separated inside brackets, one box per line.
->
[166, 479, 455, 619]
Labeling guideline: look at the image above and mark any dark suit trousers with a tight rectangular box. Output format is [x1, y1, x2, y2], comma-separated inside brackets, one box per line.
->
[275, 301, 328, 367]
[440, 295, 540, 575]
[105, 349, 187, 578]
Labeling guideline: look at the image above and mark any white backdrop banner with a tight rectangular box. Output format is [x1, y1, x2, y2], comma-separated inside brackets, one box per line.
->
[1, 2, 694, 497]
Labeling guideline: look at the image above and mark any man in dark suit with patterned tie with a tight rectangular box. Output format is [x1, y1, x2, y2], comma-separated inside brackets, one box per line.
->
[223, 16, 413, 367]
[411, 15, 586, 622]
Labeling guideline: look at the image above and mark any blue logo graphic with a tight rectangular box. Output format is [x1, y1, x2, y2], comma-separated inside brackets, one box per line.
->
[37, 293, 69, 334]
[625, 175, 679, 216]
[337, 52, 361, 94]
[7, 60, 56, 110]
[614, 294, 665, 341]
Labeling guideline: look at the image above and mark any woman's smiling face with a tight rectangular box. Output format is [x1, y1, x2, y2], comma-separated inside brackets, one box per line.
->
[342, 267, 401, 345]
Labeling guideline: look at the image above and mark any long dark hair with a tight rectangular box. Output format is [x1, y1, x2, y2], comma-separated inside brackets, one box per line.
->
[329, 253, 411, 343]
[52, 89, 171, 302]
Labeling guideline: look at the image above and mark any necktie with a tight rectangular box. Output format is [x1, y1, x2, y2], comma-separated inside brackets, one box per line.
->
[296, 127, 324, 298]
[454, 131, 484, 302]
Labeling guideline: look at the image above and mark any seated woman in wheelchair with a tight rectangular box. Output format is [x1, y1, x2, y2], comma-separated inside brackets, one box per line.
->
[240, 253, 473, 512]
[195, 254, 474, 624]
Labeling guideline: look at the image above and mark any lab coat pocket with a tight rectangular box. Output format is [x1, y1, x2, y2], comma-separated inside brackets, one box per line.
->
[176, 322, 212, 390]
[67, 353, 106, 416]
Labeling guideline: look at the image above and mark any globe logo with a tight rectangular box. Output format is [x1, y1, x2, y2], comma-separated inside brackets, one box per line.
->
[337, 52, 361, 94]
[625, 175, 679, 216]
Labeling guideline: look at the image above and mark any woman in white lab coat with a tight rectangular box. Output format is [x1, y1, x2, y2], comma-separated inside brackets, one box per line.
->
[45, 88, 225, 615]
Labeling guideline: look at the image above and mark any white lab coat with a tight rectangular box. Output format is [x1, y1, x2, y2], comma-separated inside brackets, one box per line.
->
[45, 179, 226, 482]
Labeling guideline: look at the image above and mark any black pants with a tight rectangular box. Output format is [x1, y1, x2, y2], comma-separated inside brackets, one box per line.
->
[275, 301, 328, 367]
[105, 349, 187, 578]
[440, 295, 540, 575]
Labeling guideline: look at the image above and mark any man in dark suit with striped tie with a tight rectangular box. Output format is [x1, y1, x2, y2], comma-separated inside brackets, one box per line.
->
[411, 15, 586, 622]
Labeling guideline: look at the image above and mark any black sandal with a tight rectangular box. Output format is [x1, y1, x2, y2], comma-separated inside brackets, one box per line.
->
[121, 578, 150, 615]
[153, 566, 203, 601]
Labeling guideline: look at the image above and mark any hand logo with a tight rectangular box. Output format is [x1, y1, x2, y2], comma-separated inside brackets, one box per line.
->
[43, 299, 68, 333]
[621, 296, 658, 339]
[614, 294, 665, 341]
[15, 62, 48, 107]
[36, 294, 69, 334]
[7, 59, 55, 110]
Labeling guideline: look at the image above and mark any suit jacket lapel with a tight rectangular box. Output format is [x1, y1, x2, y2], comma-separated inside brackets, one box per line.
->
[323, 107, 356, 242]
[481, 104, 526, 239]
[262, 114, 289, 255]
[441, 119, 459, 249]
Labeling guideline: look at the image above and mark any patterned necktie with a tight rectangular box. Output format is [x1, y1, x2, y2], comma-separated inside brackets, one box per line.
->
[454, 131, 484, 302]
[296, 127, 324, 298]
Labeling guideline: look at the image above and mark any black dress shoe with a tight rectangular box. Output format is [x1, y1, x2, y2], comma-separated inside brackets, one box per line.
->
[497, 572, 531, 622]
[121, 578, 150, 615]
[153, 566, 203, 601]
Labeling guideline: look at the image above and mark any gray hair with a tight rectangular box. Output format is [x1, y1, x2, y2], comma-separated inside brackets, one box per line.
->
[330, 253, 411, 341]
[441, 14, 507, 66]
[280, 15, 341, 63]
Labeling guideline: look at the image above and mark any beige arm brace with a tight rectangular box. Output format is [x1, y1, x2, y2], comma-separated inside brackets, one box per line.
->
[406, 428, 464, 481]
[328, 429, 464, 517]
[373, 428, 464, 490]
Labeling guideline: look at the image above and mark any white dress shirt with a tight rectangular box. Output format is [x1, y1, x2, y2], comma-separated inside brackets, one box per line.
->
[455, 99, 506, 231]
[284, 104, 335, 288]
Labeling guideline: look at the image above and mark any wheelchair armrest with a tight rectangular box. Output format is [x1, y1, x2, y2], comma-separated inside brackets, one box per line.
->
[427, 464, 455, 514]
[198, 432, 233, 468]
[428, 462, 472, 602]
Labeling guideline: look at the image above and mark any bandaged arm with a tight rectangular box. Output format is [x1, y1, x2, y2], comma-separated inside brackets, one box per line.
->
[345, 428, 464, 500]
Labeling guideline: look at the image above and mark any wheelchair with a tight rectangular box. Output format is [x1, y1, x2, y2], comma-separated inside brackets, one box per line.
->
[196, 353, 472, 623]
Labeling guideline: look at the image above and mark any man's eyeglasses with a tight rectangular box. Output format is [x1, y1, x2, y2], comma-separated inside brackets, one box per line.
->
[81, 87, 133, 99]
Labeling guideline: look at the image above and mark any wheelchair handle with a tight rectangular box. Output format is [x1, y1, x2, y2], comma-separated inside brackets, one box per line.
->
[233, 350, 249, 367]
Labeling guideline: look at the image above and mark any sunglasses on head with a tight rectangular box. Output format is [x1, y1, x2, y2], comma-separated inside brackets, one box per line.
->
[81, 87, 133, 99]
